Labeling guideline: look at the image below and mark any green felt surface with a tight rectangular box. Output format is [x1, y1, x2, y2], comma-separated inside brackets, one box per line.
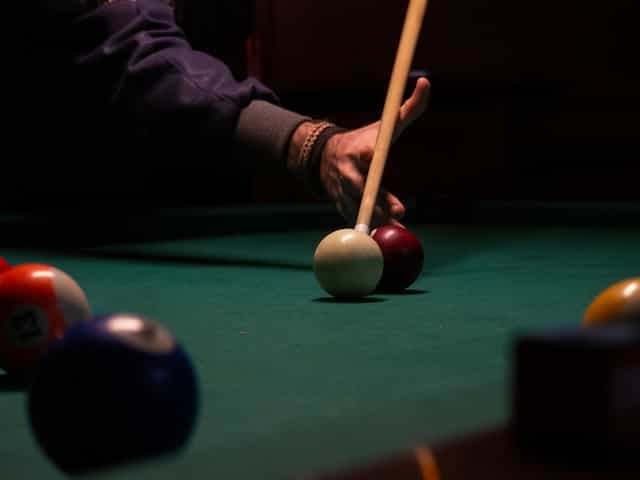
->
[1, 205, 639, 479]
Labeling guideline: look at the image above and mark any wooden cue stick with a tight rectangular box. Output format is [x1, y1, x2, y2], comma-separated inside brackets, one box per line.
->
[355, 0, 429, 234]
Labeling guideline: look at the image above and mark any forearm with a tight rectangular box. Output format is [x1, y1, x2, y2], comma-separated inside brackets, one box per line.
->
[29, 0, 344, 189]
[63, 0, 278, 146]
[233, 100, 310, 168]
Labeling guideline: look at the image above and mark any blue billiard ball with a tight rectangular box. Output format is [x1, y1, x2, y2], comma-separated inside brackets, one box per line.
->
[27, 313, 199, 474]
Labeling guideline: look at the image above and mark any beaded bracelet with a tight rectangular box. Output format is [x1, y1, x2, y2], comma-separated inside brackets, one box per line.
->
[299, 121, 334, 169]
[303, 123, 347, 197]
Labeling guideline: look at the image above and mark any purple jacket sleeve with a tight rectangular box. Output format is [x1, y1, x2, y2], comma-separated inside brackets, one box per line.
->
[66, 0, 280, 144]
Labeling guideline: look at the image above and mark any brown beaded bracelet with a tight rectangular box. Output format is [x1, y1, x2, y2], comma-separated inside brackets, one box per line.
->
[298, 121, 335, 170]
[305, 124, 347, 197]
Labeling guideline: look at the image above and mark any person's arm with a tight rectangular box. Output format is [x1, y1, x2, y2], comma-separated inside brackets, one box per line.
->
[235, 101, 345, 193]
[41, 0, 430, 226]
[62, 0, 305, 158]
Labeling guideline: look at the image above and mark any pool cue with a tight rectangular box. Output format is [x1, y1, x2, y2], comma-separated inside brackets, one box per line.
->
[354, 0, 429, 234]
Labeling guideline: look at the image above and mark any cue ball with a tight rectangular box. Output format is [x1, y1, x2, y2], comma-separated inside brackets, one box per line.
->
[313, 229, 383, 298]
[0, 263, 91, 375]
[371, 225, 424, 292]
[27, 313, 199, 474]
[583, 277, 640, 327]
[0, 257, 11, 274]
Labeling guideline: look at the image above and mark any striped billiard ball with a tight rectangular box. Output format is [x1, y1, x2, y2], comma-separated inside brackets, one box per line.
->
[0, 263, 91, 375]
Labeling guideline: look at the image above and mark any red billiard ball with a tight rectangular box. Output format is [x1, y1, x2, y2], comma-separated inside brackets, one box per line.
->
[0, 257, 11, 274]
[372, 225, 424, 292]
[0, 264, 92, 375]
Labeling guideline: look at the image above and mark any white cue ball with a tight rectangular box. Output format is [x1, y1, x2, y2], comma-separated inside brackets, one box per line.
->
[313, 229, 384, 298]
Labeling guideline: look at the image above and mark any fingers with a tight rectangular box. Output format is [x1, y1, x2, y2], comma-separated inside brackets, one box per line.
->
[338, 166, 406, 228]
[351, 144, 375, 175]
[383, 190, 406, 221]
[334, 165, 363, 225]
[347, 77, 431, 173]
[370, 189, 406, 228]
[337, 189, 406, 230]
[336, 194, 359, 227]
[340, 165, 366, 209]
[394, 76, 431, 141]
[402, 77, 430, 123]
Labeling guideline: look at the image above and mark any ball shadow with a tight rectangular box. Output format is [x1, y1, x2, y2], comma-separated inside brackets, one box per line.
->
[376, 289, 429, 296]
[312, 297, 387, 304]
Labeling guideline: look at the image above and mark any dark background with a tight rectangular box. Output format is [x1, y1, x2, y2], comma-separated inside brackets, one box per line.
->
[6, 0, 640, 213]
[245, 0, 640, 205]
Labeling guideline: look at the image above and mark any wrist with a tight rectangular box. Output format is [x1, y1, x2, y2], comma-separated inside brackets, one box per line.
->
[287, 120, 346, 197]
[287, 121, 318, 173]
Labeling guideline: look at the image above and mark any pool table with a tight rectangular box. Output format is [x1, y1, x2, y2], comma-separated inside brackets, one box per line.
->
[0, 201, 639, 479]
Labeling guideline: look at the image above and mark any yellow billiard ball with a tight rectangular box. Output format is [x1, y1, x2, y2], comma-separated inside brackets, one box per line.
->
[583, 277, 640, 327]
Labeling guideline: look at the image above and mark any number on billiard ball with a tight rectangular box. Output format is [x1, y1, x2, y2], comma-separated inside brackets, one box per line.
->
[0, 264, 91, 375]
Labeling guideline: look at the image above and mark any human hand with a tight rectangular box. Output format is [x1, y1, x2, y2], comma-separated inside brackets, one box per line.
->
[319, 77, 430, 228]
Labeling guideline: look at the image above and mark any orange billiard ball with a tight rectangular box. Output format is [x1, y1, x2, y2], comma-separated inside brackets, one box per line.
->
[583, 277, 640, 327]
[0, 264, 92, 375]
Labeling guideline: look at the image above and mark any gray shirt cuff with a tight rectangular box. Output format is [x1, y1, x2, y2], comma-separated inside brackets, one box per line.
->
[233, 100, 310, 167]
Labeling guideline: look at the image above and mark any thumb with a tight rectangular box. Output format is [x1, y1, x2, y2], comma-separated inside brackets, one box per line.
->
[382, 189, 406, 221]
[394, 77, 431, 141]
